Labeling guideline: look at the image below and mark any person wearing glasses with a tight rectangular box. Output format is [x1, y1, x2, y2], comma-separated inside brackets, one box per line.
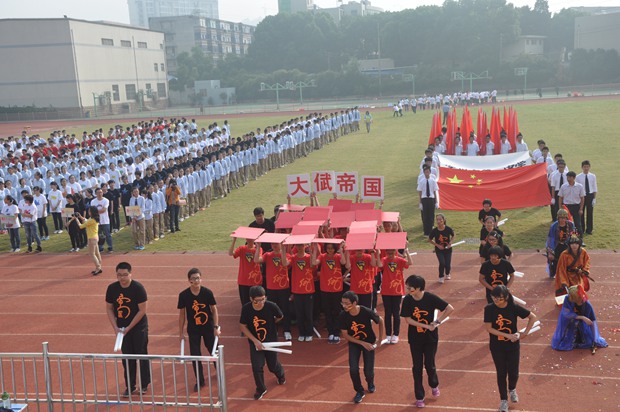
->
[239, 286, 286, 401]
[105, 262, 150, 397]
[479, 246, 515, 304]
[338, 291, 385, 404]
[484, 285, 537, 412]
[400, 275, 454, 408]
[178, 268, 221, 392]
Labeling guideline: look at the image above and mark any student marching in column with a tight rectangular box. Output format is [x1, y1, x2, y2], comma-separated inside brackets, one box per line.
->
[400, 275, 454, 408]
[312, 241, 349, 344]
[229, 237, 263, 307]
[283, 242, 316, 342]
[254, 241, 293, 341]
[346, 248, 380, 310]
[2, 195, 21, 252]
[428, 214, 454, 284]
[377, 245, 412, 343]
[479, 246, 515, 304]
[339, 290, 385, 404]
[575, 160, 597, 235]
[484, 285, 537, 412]
[417, 165, 438, 237]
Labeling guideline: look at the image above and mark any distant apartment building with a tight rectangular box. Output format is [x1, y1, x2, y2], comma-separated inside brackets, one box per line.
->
[574, 11, 620, 54]
[278, 0, 314, 14]
[0, 18, 167, 115]
[149, 16, 255, 74]
[318, 0, 383, 23]
[502, 35, 546, 62]
[128, 0, 219, 28]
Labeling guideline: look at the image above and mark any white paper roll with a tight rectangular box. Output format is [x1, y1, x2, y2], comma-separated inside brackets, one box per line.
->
[514, 271, 524, 278]
[555, 295, 567, 305]
[114, 330, 124, 352]
[262, 341, 292, 348]
[211, 336, 219, 356]
[313, 327, 321, 338]
[513, 296, 527, 306]
[450, 240, 466, 248]
[262, 347, 292, 355]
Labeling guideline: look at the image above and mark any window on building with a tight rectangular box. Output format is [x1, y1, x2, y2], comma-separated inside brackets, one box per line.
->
[164, 33, 174, 42]
[157, 83, 167, 98]
[146, 83, 152, 91]
[210, 20, 216, 28]
[166, 46, 176, 57]
[121, 40, 131, 48]
[160, 63, 165, 72]
[235, 46, 241, 54]
[137, 41, 147, 48]
[125, 84, 137, 100]
[112, 85, 120, 102]
[154, 63, 159, 72]
[101, 38, 114, 46]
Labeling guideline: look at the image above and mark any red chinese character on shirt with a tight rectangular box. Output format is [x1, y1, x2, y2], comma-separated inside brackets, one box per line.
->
[313, 172, 334, 192]
[336, 173, 357, 194]
[290, 176, 310, 196]
[363, 177, 383, 198]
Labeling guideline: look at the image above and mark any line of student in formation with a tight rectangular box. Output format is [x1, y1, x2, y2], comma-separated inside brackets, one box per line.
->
[0, 108, 363, 253]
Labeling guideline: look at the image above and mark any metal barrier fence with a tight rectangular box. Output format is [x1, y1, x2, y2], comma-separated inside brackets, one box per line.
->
[0, 342, 227, 412]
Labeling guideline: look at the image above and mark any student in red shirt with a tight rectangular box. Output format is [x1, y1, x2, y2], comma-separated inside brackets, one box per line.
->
[346, 249, 379, 309]
[312, 241, 349, 344]
[378, 246, 412, 344]
[255, 241, 293, 341]
[283, 243, 315, 342]
[229, 237, 263, 306]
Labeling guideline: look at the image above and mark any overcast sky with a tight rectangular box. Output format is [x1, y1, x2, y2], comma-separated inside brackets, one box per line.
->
[2, 0, 619, 25]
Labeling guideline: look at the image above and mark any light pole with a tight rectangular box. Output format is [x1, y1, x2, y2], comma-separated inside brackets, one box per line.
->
[514, 67, 528, 100]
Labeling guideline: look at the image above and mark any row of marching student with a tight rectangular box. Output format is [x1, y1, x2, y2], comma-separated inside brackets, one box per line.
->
[0, 109, 363, 256]
[225, 200, 607, 411]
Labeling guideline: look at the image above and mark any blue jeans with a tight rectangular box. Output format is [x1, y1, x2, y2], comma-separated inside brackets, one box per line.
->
[98, 224, 113, 252]
[9, 228, 21, 249]
[24, 221, 40, 248]
[169, 204, 180, 231]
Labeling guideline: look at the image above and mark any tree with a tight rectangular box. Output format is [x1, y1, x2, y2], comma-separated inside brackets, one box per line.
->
[534, 0, 551, 17]
[170, 46, 215, 92]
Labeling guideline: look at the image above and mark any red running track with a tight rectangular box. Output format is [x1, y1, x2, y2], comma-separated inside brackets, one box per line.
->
[0, 250, 618, 411]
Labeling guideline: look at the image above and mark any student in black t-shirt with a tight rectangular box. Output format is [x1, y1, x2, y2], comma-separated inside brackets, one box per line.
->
[178, 268, 221, 392]
[481, 231, 512, 261]
[428, 214, 455, 284]
[338, 291, 385, 404]
[479, 216, 504, 262]
[249, 207, 275, 252]
[105, 261, 151, 397]
[478, 199, 501, 225]
[239, 286, 286, 401]
[400, 275, 454, 408]
[479, 246, 515, 303]
[484, 286, 537, 412]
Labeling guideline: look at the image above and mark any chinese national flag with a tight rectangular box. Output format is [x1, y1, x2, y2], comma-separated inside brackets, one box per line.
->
[437, 163, 550, 211]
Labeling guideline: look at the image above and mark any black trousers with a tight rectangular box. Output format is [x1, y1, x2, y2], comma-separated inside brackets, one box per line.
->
[111, 208, 121, 231]
[37, 216, 49, 237]
[421, 197, 435, 236]
[249, 342, 284, 392]
[582, 194, 594, 234]
[410, 339, 439, 401]
[293, 293, 313, 337]
[436, 248, 453, 278]
[188, 330, 216, 385]
[348, 342, 375, 393]
[321, 291, 343, 336]
[121, 325, 151, 391]
[52, 212, 63, 231]
[357, 293, 371, 310]
[382, 295, 402, 336]
[565, 204, 583, 236]
[68, 223, 80, 249]
[238, 285, 251, 306]
[490, 344, 520, 401]
[267, 288, 291, 333]
[372, 271, 382, 310]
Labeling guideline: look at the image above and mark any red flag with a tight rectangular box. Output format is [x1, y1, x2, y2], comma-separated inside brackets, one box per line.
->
[478, 110, 489, 155]
[490, 107, 502, 154]
[460, 108, 472, 153]
[429, 112, 436, 145]
[511, 109, 520, 146]
[437, 163, 550, 211]
[445, 109, 455, 155]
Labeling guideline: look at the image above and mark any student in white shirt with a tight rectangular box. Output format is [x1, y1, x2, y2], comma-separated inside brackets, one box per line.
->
[515, 133, 528, 153]
[467, 135, 479, 156]
[2, 195, 21, 252]
[91, 187, 113, 253]
[20, 194, 42, 252]
[48, 181, 64, 234]
[576, 160, 597, 235]
[143, 189, 154, 244]
[499, 134, 512, 154]
[454, 135, 463, 156]
[33, 186, 49, 240]
[485, 134, 494, 156]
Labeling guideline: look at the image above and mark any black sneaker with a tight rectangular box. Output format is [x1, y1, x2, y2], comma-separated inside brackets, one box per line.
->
[368, 384, 376, 393]
[354, 391, 365, 403]
[36, 246, 42, 252]
[121, 388, 135, 398]
[140, 385, 149, 394]
[253, 389, 267, 400]
[277, 375, 286, 385]
[193, 383, 205, 392]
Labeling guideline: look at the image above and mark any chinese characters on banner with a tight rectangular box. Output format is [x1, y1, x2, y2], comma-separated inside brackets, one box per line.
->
[287, 173, 383, 199]
[361, 176, 384, 200]
[287, 174, 311, 198]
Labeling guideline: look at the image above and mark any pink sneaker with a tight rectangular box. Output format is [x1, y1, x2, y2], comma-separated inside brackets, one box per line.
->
[415, 399, 425, 408]
[432, 387, 440, 397]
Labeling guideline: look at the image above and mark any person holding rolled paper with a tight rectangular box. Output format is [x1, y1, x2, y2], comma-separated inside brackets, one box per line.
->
[479, 216, 504, 263]
[178, 268, 220, 392]
[400, 275, 454, 408]
[484, 285, 537, 412]
[555, 235, 591, 294]
[428, 213, 454, 284]
[551, 285, 607, 351]
[105, 262, 150, 397]
[339, 291, 385, 404]
[479, 246, 515, 304]
[481, 231, 512, 262]
[239, 286, 286, 401]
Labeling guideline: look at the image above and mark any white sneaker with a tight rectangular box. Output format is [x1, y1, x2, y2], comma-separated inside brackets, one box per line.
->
[386, 335, 393, 344]
[438, 277, 445, 284]
[328, 334, 334, 342]
[13, 248, 21, 253]
[284, 332, 292, 341]
[446, 274, 452, 280]
[58, 230, 63, 234]
[70, 248, 75, 252]
[499, 399, 509, 412]
[298, 336, 305, 342]
[305, 336, 313, 342]
[509, 389, 519, 403]
[75, 248, 80, 252]
[392, 335, 399, 344]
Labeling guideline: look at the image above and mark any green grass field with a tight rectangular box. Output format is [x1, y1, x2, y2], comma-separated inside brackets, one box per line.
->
[29, 97, 620, 253]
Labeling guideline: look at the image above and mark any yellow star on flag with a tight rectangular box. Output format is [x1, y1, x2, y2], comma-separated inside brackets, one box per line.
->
[477, 179, 483, 185]
[468, 185, 474, 188]
[447, 175, 464, 184]
[470, 174, 477, 179]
